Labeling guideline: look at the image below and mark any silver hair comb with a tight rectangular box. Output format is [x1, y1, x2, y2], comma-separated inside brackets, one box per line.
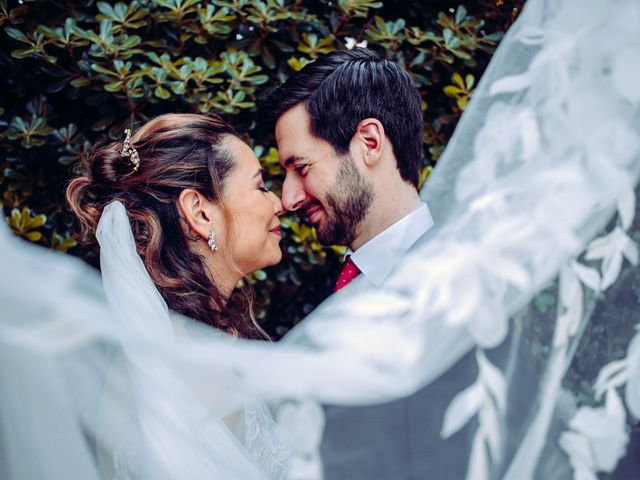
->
[121, 128, 140, 173]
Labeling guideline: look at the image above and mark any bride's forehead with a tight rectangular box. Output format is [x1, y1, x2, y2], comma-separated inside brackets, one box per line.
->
[223, 136, 260, 171]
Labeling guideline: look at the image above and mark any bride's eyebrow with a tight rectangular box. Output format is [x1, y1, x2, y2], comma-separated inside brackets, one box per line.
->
[252, 168, 265, 179]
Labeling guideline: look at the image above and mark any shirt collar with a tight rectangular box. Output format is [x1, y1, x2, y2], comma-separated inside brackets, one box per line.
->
[349, 202, 434, 287]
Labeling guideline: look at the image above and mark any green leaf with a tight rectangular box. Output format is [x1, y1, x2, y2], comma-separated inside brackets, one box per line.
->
[10, 208, 21, 227]
[484, 32, 504, 42]
[104, 81, 123, 92]
[455, 5, 468, 25]
[287, 56, 312, 72]
[115, 2, 128, 19]
[70, 77, 91, 88]
[11, 48, 35, 59]
[450, 49, 472, 60]
[91, 63, 116, 76]
[249, 74, 268, 85]
[443, 28, 453, 45]
[154, 85, 171, 99]
[170, 81, 186, 95]
[29, 213, 46, 229]
[99, 19, 113, 40]
[194, 57, 208, 71]
[5, 27, 28, 43]
[97, 1, 116, 18]
[25, 231, 42, 242]
[51, 233, 77, 252]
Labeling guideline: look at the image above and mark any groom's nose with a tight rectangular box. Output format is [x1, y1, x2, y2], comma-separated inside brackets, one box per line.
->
[281, 173, 306, 212]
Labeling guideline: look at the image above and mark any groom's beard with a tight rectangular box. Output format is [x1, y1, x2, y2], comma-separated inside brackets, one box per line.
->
[318, 155, 374, 246]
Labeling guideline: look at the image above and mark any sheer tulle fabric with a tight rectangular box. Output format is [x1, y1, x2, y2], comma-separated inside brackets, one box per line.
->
[1, 0, 640, 478]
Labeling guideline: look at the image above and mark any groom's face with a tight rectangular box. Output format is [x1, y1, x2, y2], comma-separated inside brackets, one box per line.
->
[275, 104, 373, 246]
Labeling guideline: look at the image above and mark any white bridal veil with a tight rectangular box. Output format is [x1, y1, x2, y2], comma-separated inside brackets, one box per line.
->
[2, 0, 640, 478]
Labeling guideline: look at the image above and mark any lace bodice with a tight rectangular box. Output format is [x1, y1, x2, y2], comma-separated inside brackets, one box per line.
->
[243, 402, 291, 480]
[111, 402, 290, 480]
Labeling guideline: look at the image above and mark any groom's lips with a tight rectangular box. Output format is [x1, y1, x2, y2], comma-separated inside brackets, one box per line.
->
[305, 205, 323, 225]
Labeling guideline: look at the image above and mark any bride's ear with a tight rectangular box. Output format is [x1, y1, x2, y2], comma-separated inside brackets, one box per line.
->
[177, 188, 220, 240]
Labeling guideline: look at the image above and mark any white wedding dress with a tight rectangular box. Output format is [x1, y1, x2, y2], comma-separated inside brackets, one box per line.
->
[94, 200, 292, 480]
[2, 0, 640, 478]
[108, 401, 289, 480]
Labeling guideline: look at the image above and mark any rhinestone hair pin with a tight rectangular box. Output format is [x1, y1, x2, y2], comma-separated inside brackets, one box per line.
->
[121, 128, 140, 173]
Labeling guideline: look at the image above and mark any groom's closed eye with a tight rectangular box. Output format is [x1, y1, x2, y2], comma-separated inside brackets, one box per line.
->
[282, 154, 307, 171]
[294, 164, 309, 176]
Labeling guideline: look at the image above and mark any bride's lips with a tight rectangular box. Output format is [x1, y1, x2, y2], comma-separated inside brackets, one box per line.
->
[269, 225, 281, 236]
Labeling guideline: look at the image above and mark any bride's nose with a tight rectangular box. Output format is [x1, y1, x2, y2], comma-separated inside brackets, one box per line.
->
[269, 191, 283, 216]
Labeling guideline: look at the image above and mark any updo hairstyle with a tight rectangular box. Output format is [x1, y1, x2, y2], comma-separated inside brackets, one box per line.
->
[66, 113, 264, 339]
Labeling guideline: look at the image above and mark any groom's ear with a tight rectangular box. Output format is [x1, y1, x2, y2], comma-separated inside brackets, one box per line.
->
[177, 189, 220, 240]
[352, 118, 385, 168]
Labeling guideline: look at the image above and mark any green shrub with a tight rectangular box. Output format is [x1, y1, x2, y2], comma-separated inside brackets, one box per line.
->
[0, 0, 524, 337]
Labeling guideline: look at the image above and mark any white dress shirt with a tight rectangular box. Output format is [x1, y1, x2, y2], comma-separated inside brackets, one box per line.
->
[349, 202, 434, 287]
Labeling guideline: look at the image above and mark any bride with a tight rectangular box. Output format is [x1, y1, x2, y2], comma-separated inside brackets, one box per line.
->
[1, 0, 639, 479]
[66, 113, 283, 340]
[65, 113, 291, 479]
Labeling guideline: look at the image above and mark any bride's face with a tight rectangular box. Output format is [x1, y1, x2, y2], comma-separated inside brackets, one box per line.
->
[221, 136, 283, 274]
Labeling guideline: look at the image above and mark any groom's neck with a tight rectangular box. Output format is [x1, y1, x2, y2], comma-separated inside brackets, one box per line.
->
[350, 183, 420, 251]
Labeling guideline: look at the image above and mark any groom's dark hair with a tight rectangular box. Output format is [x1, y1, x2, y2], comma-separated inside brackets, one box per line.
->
[258, 48, 424, 188]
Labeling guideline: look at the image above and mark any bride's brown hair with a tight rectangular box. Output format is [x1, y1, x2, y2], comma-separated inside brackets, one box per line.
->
[66, 113, 266, 339]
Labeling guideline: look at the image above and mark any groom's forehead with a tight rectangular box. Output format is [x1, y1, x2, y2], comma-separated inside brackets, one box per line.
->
[275, 104, 310, 138]
[274, 103, 341, 168]
[275, 106, 312, 159]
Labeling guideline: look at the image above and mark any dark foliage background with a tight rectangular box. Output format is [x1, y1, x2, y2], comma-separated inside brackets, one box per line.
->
[0, 0, 525, 337]
[2, 0, 640, 474]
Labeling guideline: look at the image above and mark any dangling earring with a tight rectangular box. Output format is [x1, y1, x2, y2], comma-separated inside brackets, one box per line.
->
[208, 229, 218, 252]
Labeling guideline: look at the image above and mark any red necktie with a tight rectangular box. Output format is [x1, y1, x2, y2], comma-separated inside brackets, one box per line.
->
[334, 256, 361, 292]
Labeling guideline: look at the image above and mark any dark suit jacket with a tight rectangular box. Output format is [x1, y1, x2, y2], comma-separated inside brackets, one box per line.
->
[320, 335, 542, 479]
[319, 231, 540, 479]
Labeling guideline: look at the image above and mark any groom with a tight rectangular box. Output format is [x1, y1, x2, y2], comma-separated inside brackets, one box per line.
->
[260, 48, 433, 290]
[258, 48, 482, 479]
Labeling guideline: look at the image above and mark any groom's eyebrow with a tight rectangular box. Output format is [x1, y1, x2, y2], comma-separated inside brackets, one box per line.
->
[282, 155, 305, 168]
